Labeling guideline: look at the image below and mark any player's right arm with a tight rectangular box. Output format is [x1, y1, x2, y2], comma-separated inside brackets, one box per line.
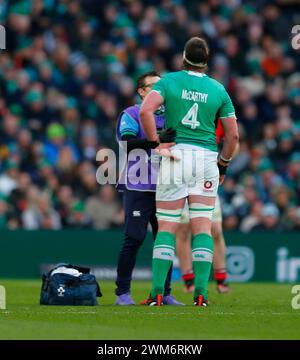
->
[217, 88, 239, 184]
[220, 117, 239, 161]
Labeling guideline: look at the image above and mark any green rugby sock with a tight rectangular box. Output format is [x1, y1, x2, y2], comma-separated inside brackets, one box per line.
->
[150, 232, 175, 298]
[192, 233, 214, 299]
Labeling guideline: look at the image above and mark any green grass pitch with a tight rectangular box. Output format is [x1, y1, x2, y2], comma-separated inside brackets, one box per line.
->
[0, 280, 299, 340]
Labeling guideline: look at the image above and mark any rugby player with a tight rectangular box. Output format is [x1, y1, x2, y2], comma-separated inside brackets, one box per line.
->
[140, 37, 239, 306]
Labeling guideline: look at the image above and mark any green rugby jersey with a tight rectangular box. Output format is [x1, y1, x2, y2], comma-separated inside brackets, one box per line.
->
[152, 70, 236, 152]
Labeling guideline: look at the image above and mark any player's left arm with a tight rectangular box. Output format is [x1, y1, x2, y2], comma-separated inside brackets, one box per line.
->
[140, 89, 178, 159]
[140, 90, 164, 142]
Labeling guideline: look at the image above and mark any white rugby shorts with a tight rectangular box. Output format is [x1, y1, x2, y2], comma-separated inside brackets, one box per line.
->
[156, 144, 219, 201]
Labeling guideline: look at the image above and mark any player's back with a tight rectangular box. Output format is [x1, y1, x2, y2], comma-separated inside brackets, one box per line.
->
[153, 70, 235, 152]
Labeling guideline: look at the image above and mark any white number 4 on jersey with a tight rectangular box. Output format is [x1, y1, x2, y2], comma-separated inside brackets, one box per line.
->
[181, 103, 200, 129]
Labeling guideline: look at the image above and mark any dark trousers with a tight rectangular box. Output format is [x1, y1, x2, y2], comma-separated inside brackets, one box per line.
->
[115, 189, 172, 296]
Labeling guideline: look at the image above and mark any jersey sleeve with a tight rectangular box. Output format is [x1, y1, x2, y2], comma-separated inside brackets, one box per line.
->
[119, 112, 139, 137]
[219, 88, 236, 119]
[151, 77, 167, 101]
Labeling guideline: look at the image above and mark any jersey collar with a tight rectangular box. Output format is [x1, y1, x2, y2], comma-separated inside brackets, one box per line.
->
[185, 70, 207, 78]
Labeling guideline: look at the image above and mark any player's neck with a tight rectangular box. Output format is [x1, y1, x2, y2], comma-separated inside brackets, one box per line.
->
[183, 65, 205, 74]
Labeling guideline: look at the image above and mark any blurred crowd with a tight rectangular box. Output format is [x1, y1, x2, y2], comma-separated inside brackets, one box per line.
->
[0, 0, 300, 231]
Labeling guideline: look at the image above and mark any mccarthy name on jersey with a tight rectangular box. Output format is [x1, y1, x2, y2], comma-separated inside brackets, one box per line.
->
[181, 89, 208, 103]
